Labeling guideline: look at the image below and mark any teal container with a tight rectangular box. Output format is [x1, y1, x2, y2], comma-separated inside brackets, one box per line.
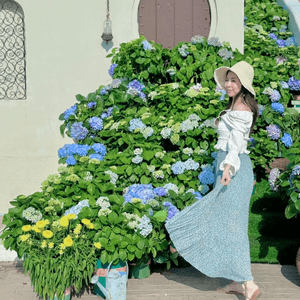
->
[94, 259, 127, 298]
[252, 173, 257, 195]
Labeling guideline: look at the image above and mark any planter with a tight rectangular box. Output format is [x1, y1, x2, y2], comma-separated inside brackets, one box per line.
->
[94, 259, 127, 298]
[129, 259, 151, 279]
[296, 247, 300, 276]
[291, 100, 300, 113]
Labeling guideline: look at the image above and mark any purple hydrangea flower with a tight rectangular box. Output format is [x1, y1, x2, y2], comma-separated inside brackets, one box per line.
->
[107, 107, 114, 116]
[66, 155, 76, 165]
[276, 56, 287, 65]
[281, 133, 293, 147]
[154, 187, 167, 197]
[100, 87, 109, 95]
[101, 112, 108, 119]
[269, 168, 281, 191]
[64, 104, 77, 120]
[269, 33, 278, 40]
[270, 90, 281, 102]
[88, 102, 97, 109]
[288, 77, 300, 91]
[198, 168, 215, 185]
[89, 117, 103, 131]
[127, 80, 145, 92]
[276, 39, 286, 48]
[163, 201, 179, 221]
[71, 122, 89, 140]
[266, 124, 281, 140]
[271, 102, 284, 114]
[108, 63, 117, 77]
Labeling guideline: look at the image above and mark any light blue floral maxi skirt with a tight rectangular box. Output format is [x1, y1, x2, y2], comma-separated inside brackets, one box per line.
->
[165, 150, 254, 282]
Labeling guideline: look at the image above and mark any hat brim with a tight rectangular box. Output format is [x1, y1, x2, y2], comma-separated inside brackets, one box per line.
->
[214, 66, 256, 97]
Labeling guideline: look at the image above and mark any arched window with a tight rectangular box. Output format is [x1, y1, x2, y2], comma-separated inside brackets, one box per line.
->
[138, 0, 211, 49]
[0, 0, 26, 100]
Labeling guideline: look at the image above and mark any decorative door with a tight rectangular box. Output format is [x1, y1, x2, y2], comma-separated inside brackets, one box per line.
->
[138, 0, 210, 49]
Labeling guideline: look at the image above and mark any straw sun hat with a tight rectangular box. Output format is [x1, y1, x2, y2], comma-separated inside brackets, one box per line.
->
[214, 61, 255, 96]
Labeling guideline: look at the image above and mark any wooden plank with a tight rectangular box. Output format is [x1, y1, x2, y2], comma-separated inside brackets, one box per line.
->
[138, 0, 157, 42]
[174, 0, 193, 45]
[157, 0, 175, 49]
[192, 0, 210, 38]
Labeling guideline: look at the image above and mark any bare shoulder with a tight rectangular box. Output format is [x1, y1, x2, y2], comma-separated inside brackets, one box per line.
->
[234, 103, 252, 112]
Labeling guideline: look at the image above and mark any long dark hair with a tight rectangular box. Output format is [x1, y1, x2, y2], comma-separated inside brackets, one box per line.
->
[220, 72, 259, 135]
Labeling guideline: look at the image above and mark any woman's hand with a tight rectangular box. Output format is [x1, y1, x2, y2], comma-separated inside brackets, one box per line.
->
[220, 164, 232, 186]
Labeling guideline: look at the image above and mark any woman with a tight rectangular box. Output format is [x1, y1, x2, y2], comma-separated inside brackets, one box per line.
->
[165, 61, 262, 300]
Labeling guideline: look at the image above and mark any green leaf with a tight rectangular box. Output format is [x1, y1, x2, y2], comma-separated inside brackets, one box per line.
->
[285, 203, 298, 219]
[126, 166, 133, 176]
[143, 151, 154, 161]
[100, 251, 108, 264]
[108, 212, 118, 224]
[119, 249, 127, 261]
[141, 176, 151, 184]
[127, 245, 137, 252]
[291, 191, 298, 203]
[137, 240, 145, 250]
[135, 249, 143, 259]
[87, 184, 96, 195]
[153, 211, 168, 222]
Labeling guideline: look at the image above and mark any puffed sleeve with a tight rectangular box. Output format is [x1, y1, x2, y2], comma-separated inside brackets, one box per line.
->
[219, 111, 253, 176]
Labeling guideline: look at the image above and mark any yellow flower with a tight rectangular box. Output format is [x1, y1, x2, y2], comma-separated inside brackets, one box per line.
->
[36, 220, 48, 228]
[42, 230, 54, 239]
[73, 224, 82, 235]
[81, 219, 91, 226]
[44, 220, 50, 225]
[48, 242, 54, 249]
[41, 240, 47, 248]
[94, 242, 102, 249]
[22, 225, 32, 232]
[20, 234, 30, 242]
[63, 236, 73, 247]
[59, 249, 64, 255]
[32, 225, 42, 233]
[60, 243, 66, 250]
[67, 214, 76, 220]
[60, 216, 69, 227]
[88, 223, 95, 229]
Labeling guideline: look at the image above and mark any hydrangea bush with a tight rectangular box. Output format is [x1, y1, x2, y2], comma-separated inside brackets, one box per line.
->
[1, 0, 300, 297]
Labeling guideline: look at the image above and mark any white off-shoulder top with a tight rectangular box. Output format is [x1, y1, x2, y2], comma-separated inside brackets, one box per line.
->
[213, 109, 253, 176]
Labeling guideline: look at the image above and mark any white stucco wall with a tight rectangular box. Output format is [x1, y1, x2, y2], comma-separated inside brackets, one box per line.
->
[0, 0, 244, 213]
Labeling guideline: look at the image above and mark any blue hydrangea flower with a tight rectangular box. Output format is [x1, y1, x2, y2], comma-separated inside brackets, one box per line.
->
[92, 143, 106, 155]
[124, 184, 156, 204]
[88, 102, 97, 109]
[218, 48, 234, 60]
[154, 187, 167, 197]
[101, 112, 108, 119]
[64, 104, 77, 120]
[281, 133, 293, 147]
[178, 44, 189, 57]
[285, 37, 296, 47]
[163, 201, 179, 221]
[89, 154, 104, 161]
[270, 90, 281, 102]
[127, 80, 145, 92]
[289, 165, 300, 187]
[100, 87, 109, 95]
[142, 40, 153, 51]
[58, 147, 67, 158]
[269, 33, 278, 40]
[171, 161, 186, 175]
[108, 63, 117, 77]
[271, 102, 284, 114]
[129, 118, 146, 132]
[266, 124, 281, 140]
[198, 184, 210, 195]
[198, 168, 214, 185]
[107, 107, 114, 116]
[207, 37, 222, 47]
[248, 137, 256, 148]
[66, 155, 76, 165]
[288, 77, 300, 91]
[76, 145, 91, 156]
[280, 81, 289, 89]
[71, 122, 89, 140]
[276, 39, 286, 48]
[184, 158, 200, 171]
[64, 200, 90, 218]
[258, 104, 265, 116]
[89, 117, 103, 131]
[193, 191, 203, 201]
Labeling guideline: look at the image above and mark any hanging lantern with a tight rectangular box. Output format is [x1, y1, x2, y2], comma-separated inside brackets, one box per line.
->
[102, 0, 113, 44]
